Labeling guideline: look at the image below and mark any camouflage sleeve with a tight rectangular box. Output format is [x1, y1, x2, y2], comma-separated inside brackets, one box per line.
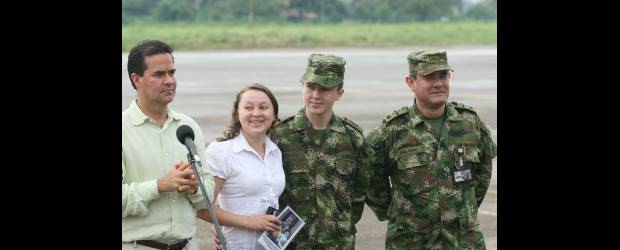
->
[351, 134, 374, 224]
[475, 120, 497, 207]
[364, 126, 392, 221]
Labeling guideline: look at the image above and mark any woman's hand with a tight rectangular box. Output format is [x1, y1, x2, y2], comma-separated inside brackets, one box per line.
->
[244, 214, 281, 232]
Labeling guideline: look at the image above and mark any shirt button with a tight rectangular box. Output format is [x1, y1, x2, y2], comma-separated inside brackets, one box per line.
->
[172, 199, 176, 203]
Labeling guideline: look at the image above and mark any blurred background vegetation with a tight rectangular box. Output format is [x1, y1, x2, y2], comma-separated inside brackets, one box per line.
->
[122, 0, 496, 51]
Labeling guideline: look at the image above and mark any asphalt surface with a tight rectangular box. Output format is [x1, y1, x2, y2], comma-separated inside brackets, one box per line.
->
[122, 45, 497, 249]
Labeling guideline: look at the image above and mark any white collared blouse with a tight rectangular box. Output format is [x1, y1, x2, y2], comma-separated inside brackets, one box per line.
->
[205, 133, 285, 250]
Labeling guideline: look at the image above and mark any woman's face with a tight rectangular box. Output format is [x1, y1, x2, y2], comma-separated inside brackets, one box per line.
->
[238, 89, 275, 139]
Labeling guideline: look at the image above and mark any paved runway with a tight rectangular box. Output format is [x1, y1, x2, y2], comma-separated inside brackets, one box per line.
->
[122, 45, 497, 249]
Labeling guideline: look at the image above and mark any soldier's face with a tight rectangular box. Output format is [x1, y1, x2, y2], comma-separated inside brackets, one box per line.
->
[238, 90, 276, 139]
[302, 83, 343, 116]
[408, 70, 450, 108]
[132, 53, 177, 106]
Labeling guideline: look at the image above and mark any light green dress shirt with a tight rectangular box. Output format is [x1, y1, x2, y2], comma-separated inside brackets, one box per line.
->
[122, 100, 215, 243]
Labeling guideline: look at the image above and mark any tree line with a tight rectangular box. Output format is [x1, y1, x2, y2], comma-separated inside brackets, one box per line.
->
[122, 0, 496, 24]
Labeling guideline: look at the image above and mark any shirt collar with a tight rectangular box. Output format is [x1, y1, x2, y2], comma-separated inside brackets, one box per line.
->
[231, 132, 278, 155]
[409, 101, 425, 127]
[264, 136, 278, 154]
[409, 99, 460, 127]
[231, 133, 251, 153]
[292, 108, 311, 132]
[292, 108, 345, 133]
[327, 113, 346, 133]
[127, 99, 181, 126]
[445, 102, 461, 122]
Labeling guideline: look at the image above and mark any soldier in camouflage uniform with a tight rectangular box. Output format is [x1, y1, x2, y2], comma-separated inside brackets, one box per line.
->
[366, 50, 497, 250]
[272, 54, 373, 249]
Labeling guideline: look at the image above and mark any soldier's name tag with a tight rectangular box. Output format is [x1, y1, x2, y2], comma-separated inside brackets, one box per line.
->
[453, 161, 473, 183]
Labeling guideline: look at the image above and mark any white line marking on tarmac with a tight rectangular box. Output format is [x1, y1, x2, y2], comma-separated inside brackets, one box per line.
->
[479, 210, 497, 216]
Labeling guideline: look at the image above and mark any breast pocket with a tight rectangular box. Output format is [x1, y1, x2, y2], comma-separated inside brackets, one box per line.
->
[453, 145, 482, 229]
[463, 146, 480, 164]
[453, 145, 481, 185]
[336, 153, 355, 176]
[284, 152, 312, 201]
[394, 146, 433, 196]
[333, 153, 356, 203]
[393, 147, 442, 223]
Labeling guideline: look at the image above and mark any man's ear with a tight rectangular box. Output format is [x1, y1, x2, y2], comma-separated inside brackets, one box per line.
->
[405, 75, 415, 91]
[131, 73, 141, 89]
[336, 87, 344, 100]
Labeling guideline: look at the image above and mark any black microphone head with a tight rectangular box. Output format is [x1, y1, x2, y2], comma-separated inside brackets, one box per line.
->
[176, 124, 195, 145]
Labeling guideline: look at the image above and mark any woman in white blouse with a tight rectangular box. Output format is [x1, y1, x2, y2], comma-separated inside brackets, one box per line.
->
[197, 83, 285, 250]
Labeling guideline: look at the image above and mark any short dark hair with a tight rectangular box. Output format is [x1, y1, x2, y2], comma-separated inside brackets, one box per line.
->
[127, 40, 175, 89]
[409, 73, 417, 80]
[218, 83, 280, 141]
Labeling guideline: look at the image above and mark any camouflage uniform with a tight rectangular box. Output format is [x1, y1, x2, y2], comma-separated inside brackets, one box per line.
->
[271, 54, 373, 250]
[366, 50, 497, 250]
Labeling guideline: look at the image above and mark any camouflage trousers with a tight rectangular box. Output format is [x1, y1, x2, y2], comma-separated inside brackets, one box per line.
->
[385, 219, 486, 250]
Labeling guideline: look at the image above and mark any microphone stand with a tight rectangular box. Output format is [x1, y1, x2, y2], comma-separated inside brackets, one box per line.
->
[186, 152, 228, 250]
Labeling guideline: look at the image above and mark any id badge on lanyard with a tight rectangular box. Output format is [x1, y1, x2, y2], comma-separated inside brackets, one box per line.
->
[453, 145, 473, 184]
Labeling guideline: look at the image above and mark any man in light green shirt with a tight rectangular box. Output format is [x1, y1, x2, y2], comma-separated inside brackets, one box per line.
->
[122, 40, 215, 250]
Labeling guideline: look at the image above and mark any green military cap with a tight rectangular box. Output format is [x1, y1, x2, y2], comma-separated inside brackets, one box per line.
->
[299, 54, 346, 88]
[407, 49, 453, 76]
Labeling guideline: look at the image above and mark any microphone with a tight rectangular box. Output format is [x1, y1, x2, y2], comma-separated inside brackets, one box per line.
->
[176, 124, 200, 162]
[176, 124, 230, 249]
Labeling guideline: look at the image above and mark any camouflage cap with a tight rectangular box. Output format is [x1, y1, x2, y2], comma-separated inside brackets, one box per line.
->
[299, 54, 346, 88]
[407, 49, 453, 76]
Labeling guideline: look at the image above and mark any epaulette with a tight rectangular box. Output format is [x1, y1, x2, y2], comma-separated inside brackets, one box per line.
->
[279, 114, 296, 124]
[341, 116, 363, 135]
[383, 106, 409, 124]
[451, 101, 477, 114]
[480, 121, 493, 136]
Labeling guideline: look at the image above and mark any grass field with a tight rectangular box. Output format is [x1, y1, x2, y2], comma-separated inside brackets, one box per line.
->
[122, 22, 496, 51]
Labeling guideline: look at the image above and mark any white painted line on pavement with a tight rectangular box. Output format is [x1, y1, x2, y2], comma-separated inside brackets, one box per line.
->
[479, 210, 497, 216]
